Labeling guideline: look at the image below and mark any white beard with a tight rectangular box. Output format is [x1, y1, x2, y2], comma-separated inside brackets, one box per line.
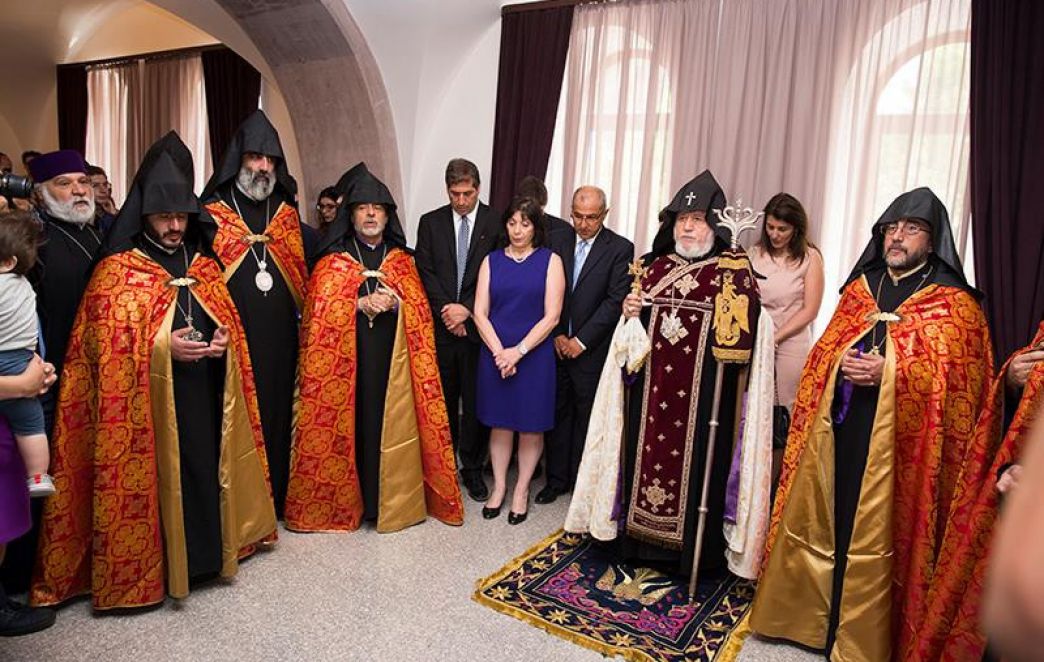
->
[675, 237, 714, 260]
[40, 187, 95, 225]
[236, 166, 275, 202]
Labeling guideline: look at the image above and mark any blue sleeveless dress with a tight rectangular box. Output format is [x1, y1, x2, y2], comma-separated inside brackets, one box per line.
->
[476, 247, 556, 432]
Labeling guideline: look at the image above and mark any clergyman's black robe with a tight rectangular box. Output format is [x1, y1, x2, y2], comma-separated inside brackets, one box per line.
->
[143, 238, 225, 580]
[221, 185, 299, 516]
[349, 238, 397, 521]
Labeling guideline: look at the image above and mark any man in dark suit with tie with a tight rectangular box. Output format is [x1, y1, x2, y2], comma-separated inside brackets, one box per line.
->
[537, 186, 633, 504]
[415, 159, 501, 501]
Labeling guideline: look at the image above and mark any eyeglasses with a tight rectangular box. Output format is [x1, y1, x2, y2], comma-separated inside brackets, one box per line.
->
[316, 203, 338, 211]
[880, 221, 929, 237]
[572, 212, 605, 223]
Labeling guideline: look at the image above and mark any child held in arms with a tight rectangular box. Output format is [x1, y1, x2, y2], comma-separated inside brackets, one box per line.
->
[0, 211, 54, 497]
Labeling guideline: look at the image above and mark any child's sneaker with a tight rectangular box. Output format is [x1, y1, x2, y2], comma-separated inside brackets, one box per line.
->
[27, 473, 55, 497]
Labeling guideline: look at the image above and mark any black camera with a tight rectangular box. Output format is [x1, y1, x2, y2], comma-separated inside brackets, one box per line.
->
[0, 174, 33, 199]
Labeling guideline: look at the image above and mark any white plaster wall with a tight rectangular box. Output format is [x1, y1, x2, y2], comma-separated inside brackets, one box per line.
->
[344, 0, 504, 239]
[66, 3, 217, 63]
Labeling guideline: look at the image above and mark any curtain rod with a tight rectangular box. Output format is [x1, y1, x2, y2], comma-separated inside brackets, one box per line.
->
[502, 0, 618, 16]
[57, 43, 226, 71]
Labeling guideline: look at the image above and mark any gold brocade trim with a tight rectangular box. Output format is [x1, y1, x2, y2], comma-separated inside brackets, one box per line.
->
[472, 530, 659, 662]
[376, 307, 428, 533]
[717, 256, 751, 271]
[834, 335, 896, 661]
[716, 613, 753, 662]
[749, 329, 895, 661]
[627, 301, 711, 549]
[149, 299, 190, 599]
[193, 296, 278, 575]
[712, 347, 752, 362]
[240, 233, 271, 244]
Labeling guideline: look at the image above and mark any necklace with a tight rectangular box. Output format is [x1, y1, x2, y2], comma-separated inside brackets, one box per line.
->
[352, 236, 389, 329]
[506, 246, 534, 263]
[141, 231, 178, 255]
[49, 221, 100, 261]
[230, 186, 274, 295]
[660, 262, 708, 345]
[866, 263, 933, 355]
[171, 244, 204, 342]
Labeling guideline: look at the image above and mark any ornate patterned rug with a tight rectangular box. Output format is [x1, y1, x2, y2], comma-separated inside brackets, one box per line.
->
[473, 530, 754, 662]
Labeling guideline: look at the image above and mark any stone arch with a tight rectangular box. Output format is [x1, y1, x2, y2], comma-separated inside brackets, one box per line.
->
[150, 0, 402, 205]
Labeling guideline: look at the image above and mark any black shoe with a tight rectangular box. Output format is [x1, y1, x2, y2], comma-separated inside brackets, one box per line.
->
[535, 485, 566, 505]
[507, 510, 528, 525]
[463, 474, 489, 502]
[482, 505, 502, 519]
[0, 599, 56, 637]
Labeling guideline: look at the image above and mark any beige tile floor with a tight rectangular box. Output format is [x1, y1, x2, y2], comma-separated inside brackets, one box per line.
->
[3, 489, 819, 661]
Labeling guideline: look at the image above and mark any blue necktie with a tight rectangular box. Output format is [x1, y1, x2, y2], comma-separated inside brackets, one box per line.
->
[456, 215, 470, 298]
[572, 239, 589, 289]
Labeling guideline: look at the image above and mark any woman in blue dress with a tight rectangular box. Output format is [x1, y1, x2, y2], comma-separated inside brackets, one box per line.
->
[474, 197, 565, 524]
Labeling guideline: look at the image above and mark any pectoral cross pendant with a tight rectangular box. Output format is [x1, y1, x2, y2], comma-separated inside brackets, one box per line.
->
[661, 311, 688, 345]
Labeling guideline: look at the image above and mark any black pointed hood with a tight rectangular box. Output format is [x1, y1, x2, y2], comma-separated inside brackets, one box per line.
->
[333, 161, 369, 200]
[201, 109, 297, 205]
[315, 170, 408, 259]
[101, 131, 218, 260]
[650, 170, 729, 258]
[843, 187, 979, 298]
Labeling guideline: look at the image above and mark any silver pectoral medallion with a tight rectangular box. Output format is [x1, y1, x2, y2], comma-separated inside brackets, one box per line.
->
[255, 264, 274, 293]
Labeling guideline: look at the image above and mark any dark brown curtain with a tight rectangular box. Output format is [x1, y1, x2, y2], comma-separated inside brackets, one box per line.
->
[971, 0, 1044, 362]
[201, 47, 262, 165]
[55, 65, 88, 156]
[489, 6, 574, 213]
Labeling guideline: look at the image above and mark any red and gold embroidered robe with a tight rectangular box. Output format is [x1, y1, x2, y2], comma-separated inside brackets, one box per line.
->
[914, 321, 1044, 660]
[749, 277, 992, 660]
[284, 248, 463, 532]
[206, 200, 309, 306]
[31, 250, 276, 610]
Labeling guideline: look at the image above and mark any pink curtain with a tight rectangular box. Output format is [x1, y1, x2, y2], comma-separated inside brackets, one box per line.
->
[86, 53, 212, 203]
[546, 0, 971, 325]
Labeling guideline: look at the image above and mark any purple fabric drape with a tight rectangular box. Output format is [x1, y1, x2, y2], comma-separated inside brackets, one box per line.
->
[489, 6, 574, 213]
[55, 65, 89, 156]
[0, 417, 29, 546]
[201, 48, 262, 166]
[971, 0, 1044, 362]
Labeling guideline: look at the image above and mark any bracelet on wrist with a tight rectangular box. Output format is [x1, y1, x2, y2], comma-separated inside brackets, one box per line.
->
[517, 341, 529, 356]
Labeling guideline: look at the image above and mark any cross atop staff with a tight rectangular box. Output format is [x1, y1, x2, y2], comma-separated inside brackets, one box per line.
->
[711, 197, 763, 249]
[628, 259, 647, 295]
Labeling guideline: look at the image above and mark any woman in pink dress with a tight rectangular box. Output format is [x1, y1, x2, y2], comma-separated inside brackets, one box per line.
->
[749, 194, 824, 481]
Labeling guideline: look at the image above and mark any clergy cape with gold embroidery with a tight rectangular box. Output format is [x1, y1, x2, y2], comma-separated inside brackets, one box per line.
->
[284, 248, 463, 532]
[30, 251, 277, 610]
[914, 321, 1044, 660]
[749, 276, 992, 661]
[206, 200, 309, 306]
[625, 252, 759, 551]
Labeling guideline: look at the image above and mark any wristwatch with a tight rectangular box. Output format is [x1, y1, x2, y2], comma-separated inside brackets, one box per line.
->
[517, 341, 529, 356]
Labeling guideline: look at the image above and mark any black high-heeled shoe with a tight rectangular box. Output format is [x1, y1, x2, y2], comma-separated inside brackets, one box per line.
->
[507, 510, 528, 525]
[482, 504, 502, 519]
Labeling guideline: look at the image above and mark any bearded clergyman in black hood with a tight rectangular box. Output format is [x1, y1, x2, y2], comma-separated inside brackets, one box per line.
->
[201, 110, 310, 517]
[32, 132, 276, 610]
[749, 187, 993, 660]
